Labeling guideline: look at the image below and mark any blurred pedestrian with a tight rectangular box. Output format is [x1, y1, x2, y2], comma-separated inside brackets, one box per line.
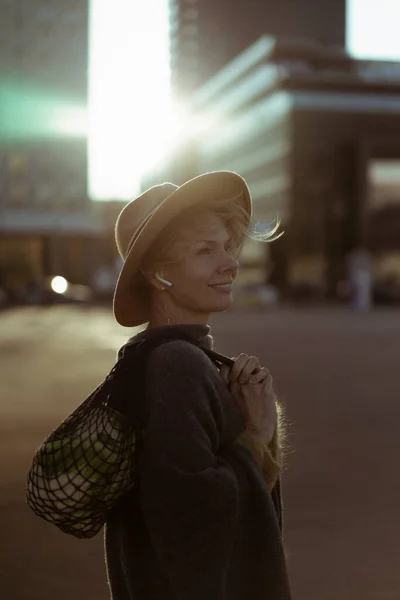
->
[347, 247, 373, 311]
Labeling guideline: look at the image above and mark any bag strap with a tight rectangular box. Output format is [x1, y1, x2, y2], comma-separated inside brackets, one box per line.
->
[122, 330, 233, 368]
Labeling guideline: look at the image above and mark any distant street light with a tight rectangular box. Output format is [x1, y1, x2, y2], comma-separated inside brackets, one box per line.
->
[51, 276, 69, 295]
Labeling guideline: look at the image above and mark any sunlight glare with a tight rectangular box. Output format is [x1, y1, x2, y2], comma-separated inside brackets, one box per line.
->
[52, 109, 88, 136]
[88, 0, 176, 201]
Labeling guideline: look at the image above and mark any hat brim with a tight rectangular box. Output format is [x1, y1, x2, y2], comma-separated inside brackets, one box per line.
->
[113, 171, 252, 327]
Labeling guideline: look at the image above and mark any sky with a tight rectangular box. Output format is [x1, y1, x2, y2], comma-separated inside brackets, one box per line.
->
[87, 0, 400, 201]
[346, 0, 400, 60]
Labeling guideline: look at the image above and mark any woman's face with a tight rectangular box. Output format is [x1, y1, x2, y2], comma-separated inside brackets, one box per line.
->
[152, 212, 240, 325]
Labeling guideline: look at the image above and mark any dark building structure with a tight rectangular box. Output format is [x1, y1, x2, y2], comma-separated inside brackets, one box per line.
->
[169, 0, 346, 96]
[0, 0, 103, 297]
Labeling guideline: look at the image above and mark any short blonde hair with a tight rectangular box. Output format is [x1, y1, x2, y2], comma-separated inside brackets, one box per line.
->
[138, 195, 284, 285]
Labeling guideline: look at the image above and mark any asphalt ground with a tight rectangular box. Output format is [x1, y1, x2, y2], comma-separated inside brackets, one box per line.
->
[1, 305, 399, 600]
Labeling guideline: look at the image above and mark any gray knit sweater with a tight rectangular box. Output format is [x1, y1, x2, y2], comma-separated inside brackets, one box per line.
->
[104, 324, 292, 600]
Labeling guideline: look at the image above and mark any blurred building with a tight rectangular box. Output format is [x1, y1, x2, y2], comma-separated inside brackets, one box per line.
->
[142, 36, 400, 298]
[169, 0, 346, 97]
[0, 0, 103, 297]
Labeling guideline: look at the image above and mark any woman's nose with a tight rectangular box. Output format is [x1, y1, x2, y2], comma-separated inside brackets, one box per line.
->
[219, 254, 240, 277]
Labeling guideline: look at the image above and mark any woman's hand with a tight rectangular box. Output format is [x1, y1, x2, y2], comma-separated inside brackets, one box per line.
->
[219, 353, 277, 446]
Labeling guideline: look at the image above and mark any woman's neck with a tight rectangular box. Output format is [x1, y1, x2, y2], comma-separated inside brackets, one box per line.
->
[148, 315, 210, 329]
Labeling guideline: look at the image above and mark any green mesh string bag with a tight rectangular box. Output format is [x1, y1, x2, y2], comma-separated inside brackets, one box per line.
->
[26, 356, 138, 539]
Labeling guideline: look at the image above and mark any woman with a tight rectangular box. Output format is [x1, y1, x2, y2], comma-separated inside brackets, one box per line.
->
[105, 171, 292, 599]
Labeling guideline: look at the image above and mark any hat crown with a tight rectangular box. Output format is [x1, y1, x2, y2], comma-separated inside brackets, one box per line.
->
[115, 183, 178, 260]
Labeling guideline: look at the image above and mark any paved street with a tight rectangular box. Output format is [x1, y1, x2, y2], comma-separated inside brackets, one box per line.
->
[1, 305, 400, 600]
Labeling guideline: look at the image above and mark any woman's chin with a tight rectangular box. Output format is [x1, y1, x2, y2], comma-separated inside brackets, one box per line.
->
[209, 296, 233, 312]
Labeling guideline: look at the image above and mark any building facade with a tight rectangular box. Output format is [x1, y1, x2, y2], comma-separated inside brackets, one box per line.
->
[169, 0, 346, 97]
[0, 0, 103, 297]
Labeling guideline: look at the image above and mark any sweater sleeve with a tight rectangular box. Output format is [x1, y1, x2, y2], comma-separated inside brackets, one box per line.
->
[235, 428, 280, 492]
[139, 341, 239, 600]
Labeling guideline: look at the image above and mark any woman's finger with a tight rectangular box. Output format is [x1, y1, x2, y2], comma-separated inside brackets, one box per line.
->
[229, 354, 250, 383]
[238, 356, 260, 384]
[249, 367, 271, 384]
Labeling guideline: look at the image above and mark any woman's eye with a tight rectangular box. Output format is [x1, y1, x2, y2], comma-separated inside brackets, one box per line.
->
[198, 245, 235, 255]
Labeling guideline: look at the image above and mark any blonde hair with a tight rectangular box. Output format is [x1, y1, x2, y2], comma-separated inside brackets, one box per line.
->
[139, 194, 284, 283]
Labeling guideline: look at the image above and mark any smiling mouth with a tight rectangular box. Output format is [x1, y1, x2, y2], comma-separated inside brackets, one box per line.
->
[209, 283, 232, 291]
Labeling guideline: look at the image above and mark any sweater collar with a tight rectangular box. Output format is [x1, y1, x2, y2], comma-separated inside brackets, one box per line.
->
[131, 323, 214, 351]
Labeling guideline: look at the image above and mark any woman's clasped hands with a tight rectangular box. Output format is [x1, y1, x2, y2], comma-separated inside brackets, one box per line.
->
[219, 353, 277, 446]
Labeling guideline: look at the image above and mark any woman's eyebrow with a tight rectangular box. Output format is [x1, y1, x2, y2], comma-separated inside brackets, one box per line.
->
[194, 238, 232, 245]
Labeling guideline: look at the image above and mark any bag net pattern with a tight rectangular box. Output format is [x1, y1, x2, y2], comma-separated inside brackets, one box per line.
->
[26, 358, 138, 538]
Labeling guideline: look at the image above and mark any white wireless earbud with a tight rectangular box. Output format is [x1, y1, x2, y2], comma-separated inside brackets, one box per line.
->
[155, 273, 172, 287]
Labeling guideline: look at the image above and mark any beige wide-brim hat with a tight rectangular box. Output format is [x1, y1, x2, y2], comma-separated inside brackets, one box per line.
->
[113, 170, 252, 327]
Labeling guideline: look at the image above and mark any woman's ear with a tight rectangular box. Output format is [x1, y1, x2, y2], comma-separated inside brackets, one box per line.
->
[140, 267, 161, 290]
